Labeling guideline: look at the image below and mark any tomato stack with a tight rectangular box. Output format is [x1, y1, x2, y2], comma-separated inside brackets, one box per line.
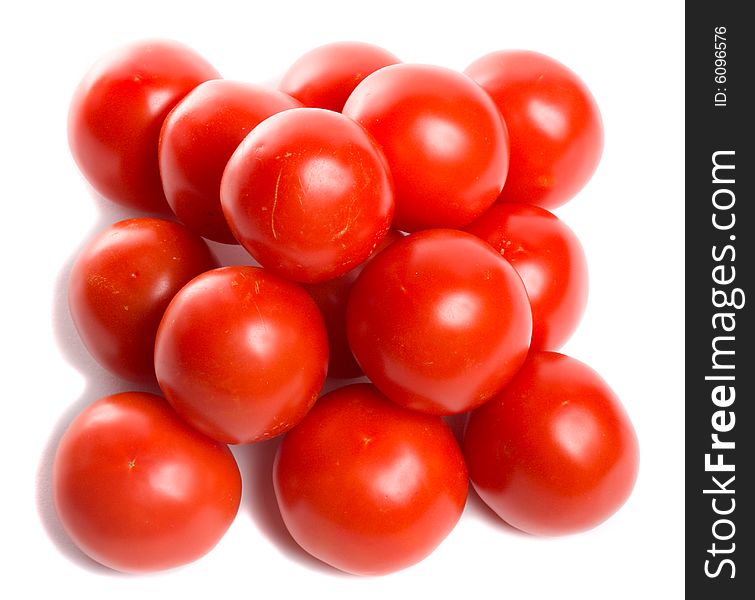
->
[54, 40, 639, 575]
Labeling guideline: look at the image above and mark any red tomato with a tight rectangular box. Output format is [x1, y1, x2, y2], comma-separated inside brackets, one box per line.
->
[342, 63, 509, 232]
[154, 266, 328, 444]
[273, 383, 468, 575]
[465, 50, 603, 209]
[278, 41, 400, 112]
[303, 229, 403, 379]
[53, 392, 241, 573]
[347, 229, 532, 415]
[220, 108, 394, 283]
[463, 351, 639, 536]
[465, 203, 588, 350]
[159, 80, 302, 244]
[68, 40, 220, 212]
[68, 218, 218, 382]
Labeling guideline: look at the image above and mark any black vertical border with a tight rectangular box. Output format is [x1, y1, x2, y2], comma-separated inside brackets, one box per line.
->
[686, 3, 753, 596]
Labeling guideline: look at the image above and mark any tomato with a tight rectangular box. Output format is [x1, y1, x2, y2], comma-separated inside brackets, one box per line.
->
[463, 351, 639, 536]
[68, 40, 220, 213]
[159, 80, 301, 244]
[278, 41, 400, 112]
[346, 229, 532, 415]
[342, 63, 509, 232]
[220, 107, 394, 283]
[465, 203, 588, 350]
[273, 383, 468, 575]
[465, 50, 603, 209]
[154, 265, 328, 444]
[53, 392, 241, 573]
[68, 218, 218, 382]
[303, 229, 403, 379]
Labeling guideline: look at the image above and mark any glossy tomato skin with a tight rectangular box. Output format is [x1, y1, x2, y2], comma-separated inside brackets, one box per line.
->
[159, 80, 302, 244]
[220, 108, 394, 283]
[154, 266, 328, 444]
[465, 50, 603, 209]
[68, 40, 220, 213]
[465, 203, 588, 350]
[274, 383, 468, 575]
[347, 229, 532, 415]
[278, 41, 400, 112]
[68, 218, 218, 382]
[342, 63, 509, 232]
[303, 229, 403, 379]
[53, 392, 242, 573]
[464, 352, 639, 536]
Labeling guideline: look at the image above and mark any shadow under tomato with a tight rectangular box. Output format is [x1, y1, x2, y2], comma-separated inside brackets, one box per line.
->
[231, 438, 350, 577]
[40, 188, 170, 575]
[47, 187, 259, 397]
[36, 383, 152, 576]
[464, 485, 532, 538]
[41, 188, 254, 575]
[43, 185, 345, 576]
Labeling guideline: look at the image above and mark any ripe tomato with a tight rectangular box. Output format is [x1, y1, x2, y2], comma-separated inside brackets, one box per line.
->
[68, 40, 220, 212]
[347, 229, 532, 415]
[53, 392, 241, 573]
[465, 203, 588, 350]
[342, 63, 509, 232]
[154, 266, 328, 444]
[68, 218, 218, 382]
[463, 351, 639, 536]
[278, 41, 400, 112]
[273, 383, 468, 575]
[303, 229, 403, 379]
[159, 80, 301, 244]
[465, 50, 603, 209]
[220, 107, 394, 283]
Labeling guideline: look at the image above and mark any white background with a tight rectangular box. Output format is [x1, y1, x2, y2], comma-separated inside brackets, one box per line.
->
[1, 1, 684, 598]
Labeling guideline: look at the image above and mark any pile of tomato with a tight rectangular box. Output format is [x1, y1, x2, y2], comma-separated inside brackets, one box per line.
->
[54, 39, 639, 576]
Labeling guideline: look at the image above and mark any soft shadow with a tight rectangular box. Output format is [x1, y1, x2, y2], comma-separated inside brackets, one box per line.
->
[444, 414, 528, 537]
[320, 375, 370, 396]
[42, 185, 350, 575]
[36, 380, 157, 576]
[205, 240, 258, 267]
[443, 412, 469, 445]
[232, 439, 347, 576]
[39, 188, 173, 574]
[464, 485, 531, 538]
[49, 195, 166, 384]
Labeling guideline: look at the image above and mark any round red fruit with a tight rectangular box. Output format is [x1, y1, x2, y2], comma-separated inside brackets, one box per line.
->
[68, 218, 218, 382]
[466, 202, 588, 350]
[464, 351, 639, 536]
[221, 108, 394, 283]
[68, 39, 220, 212]
[342, 63, 509, 231]
[53, 392, 241, 573]
[465, 50, 603, 209]
[154, 266, 328, 444]
[274, 383, 468, 575]
[347, 229, 532, 415]
[278, 41, 400, 112]
[159, 80, 301, 244]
